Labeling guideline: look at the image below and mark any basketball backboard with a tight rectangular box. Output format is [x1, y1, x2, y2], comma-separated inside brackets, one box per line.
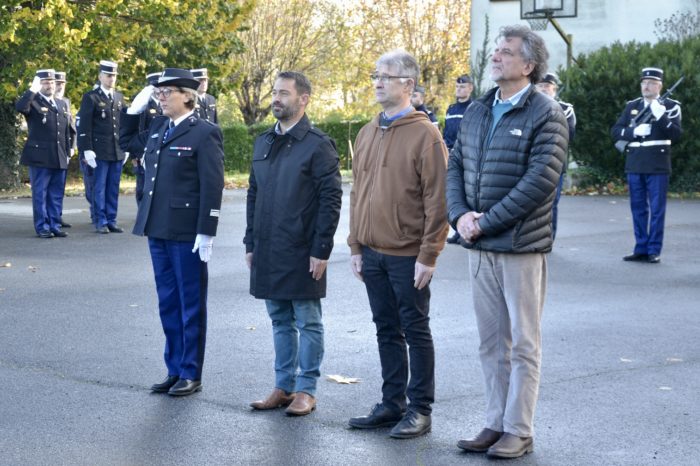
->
[520, 0, 578, 19]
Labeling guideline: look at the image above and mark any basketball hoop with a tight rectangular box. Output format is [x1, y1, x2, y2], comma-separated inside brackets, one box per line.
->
[526, 17, 549, 30]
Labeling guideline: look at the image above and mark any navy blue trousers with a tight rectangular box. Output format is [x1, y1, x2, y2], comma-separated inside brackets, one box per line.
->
[93, 159, 122, 228]
[148, 238, 208, 381]
[361, 246, 435, 415]
[627, 173, 668, 256]
[29, 167, 65, 234]
[80, 159, 95, 226]
[552, 173, 565, 240]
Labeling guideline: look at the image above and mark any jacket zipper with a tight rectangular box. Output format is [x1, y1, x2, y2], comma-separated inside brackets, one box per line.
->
[368, 126, 386, 246]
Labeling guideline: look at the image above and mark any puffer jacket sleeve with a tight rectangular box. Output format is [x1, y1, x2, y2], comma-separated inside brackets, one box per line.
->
[478, 102, 568, 237]
[446, 124, 471, 228]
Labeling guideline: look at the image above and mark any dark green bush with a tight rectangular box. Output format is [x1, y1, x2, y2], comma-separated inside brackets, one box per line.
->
[559, 38, 700, 193]
[222, 117, 372, 173]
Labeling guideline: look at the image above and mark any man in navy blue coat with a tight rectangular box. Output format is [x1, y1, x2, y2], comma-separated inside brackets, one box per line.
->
[120, 68, 224, 396]
[77, 60, 127, 233]
[245, 71, 342, 416]
[16, 69, 72, 238]
[612, 67, 682, 264]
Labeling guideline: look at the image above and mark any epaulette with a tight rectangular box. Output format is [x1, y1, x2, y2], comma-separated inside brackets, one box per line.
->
[627, 96, 643, 105]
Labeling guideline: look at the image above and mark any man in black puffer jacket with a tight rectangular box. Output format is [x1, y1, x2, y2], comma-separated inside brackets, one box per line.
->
[447, 25, 568, 459]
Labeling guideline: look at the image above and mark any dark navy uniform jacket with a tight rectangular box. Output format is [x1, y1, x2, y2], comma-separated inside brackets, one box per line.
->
[443, 99, 471, 149]
[16, 91, 72, 169]
[414, 104, 439, 126]
[77, 87, 127, 161]
[120, 111, 224, 242]
[612, 97, 682, 174]
[194, 94, 218, 124]
[131, 97, 162, 158]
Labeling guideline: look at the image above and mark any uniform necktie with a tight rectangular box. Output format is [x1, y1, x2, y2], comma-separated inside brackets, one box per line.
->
[163, 121, 174, 142]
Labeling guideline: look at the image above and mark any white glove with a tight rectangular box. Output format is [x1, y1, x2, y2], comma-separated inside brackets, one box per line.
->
[127, 85, 154, 114]
[633, 124, 651, 137]
[84, 150, 97, 168]
[650, 99, 666, 120]
[192, 234, 214, 262]
[70, 148, 75, 158]
[122, 152, 130, 166]
[30, 76, 41, 93]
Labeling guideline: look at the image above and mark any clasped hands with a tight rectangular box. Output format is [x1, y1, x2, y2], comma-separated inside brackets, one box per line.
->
[456, 211, 483, 243]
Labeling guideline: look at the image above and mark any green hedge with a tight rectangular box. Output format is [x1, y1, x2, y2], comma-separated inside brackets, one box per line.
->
[222, 117, 371, 173]
[0, 102, 20, 189]
[559, 38, 700, 192]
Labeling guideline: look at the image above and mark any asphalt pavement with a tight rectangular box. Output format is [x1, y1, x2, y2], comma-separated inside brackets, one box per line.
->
[1, 188, 698, 466]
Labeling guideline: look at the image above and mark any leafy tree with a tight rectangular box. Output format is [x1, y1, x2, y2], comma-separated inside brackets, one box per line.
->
[231, 0, 347, 125]
[0, 0, 251, 188]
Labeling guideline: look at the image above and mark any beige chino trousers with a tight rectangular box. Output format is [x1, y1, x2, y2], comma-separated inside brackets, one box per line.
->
[468, 250, 547, 438]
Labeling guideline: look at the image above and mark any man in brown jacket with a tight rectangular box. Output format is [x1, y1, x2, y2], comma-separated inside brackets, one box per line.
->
[347, 50, 448, 439]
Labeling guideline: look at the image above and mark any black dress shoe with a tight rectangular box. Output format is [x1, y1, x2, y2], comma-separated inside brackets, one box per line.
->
[51, 230, 68, 238]
[168, 379, 202, 396]
[151, 375, 180, 393]
[59, 219, 72, 228]
[348, 403, 404, 429]
[96, 226, 109, 234]
[647, 254, 661, 263]
[623, 253, 648, 262]
[107, 224, 124, 233]
[37, 230, 53, 238]
[389, 410, 432, 439]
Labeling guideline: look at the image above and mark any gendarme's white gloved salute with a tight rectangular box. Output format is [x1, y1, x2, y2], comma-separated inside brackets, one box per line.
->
[650, 99, 666, 120]
[83, 150, 97, 168]
[29, 76, 41, 93]
[633, 123, 652, 137]
[192, 234, 214, 262]
[127, 85, 154, 115]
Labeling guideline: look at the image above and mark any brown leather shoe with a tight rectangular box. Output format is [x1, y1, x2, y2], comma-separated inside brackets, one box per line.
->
[249, 388, 294, 410]
[285, 392, 316, 416]
[457, 428, 503, 452]
[486, 433, 534, 458]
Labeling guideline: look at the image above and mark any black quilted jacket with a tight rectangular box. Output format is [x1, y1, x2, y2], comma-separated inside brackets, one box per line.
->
[446, 85, 568, 253]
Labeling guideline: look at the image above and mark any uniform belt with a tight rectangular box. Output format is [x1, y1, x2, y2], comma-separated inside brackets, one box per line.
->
[628, 140, 671, 148]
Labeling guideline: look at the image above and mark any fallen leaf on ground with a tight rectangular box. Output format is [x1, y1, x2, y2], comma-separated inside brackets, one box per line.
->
[666, 358, 683, 363]
[28, 266, 38, 272]
[658, 386, 672, 391]
[326, 374, 361, 384]
[129, 304, 139, 308]
[246, 326, 256, 331]
[1, 262, 11, 268]
[619, 358, 632, 362]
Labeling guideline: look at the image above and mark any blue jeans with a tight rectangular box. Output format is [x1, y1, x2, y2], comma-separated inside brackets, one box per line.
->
[361, 246, 435, 415]
[264, 299, 324, 396]
[627, 173, 668, 255]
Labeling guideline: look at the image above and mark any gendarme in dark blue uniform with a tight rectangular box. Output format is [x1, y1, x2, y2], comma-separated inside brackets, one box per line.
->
[16, 69, 72, 237]
[77, 60, 127, 232]
[612, 67, 682, 263]
[191, 68, 218, 124]
[120, 68, 224, 396]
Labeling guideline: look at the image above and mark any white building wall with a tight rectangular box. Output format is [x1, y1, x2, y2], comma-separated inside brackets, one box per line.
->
[470, 0, 694, 77]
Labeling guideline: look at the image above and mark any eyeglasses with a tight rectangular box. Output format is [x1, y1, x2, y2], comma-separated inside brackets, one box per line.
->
[153, 88, 180, 98]
[370, 74, 411, 84]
